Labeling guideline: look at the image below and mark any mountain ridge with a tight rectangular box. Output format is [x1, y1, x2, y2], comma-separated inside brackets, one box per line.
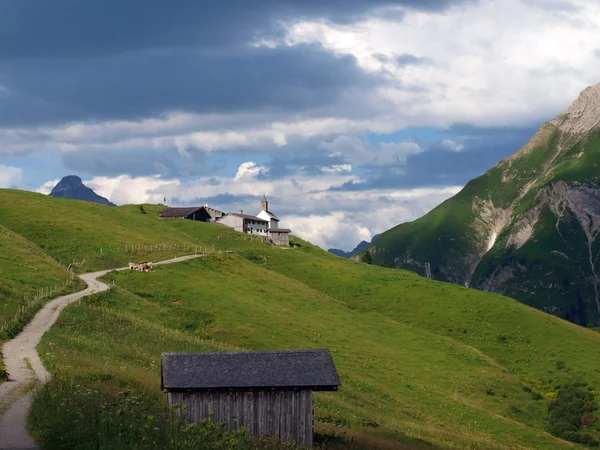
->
[365, 82, 600, 326]
[328, 233, 381, 258]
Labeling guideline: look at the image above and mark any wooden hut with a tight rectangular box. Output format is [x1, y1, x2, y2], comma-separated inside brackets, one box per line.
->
[159, 206, 224, 222]
[161, 349, 341, 447]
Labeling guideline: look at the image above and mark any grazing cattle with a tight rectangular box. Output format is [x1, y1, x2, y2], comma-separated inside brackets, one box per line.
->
[128, 262, 154, 272]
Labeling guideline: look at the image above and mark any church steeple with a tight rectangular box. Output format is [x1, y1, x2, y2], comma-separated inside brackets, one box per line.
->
[261, 195, 268, 212]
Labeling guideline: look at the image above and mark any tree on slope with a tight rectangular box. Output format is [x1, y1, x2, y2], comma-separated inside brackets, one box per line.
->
[360, 250, 372, 264]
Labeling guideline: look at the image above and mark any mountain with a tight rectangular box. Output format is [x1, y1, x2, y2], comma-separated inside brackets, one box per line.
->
[49, 175, 115, 206]
[363, 83, 600, 326]
[328, 233, 381, 258]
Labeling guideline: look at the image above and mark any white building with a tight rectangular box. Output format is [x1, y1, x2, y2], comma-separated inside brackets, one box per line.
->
[218, 211, 269, 236]
[216, 196, 291, 246]
[257, 195, 279, 229]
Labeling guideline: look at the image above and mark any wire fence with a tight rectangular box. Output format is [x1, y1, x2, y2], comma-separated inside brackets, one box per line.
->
[0, 272, 78, 339]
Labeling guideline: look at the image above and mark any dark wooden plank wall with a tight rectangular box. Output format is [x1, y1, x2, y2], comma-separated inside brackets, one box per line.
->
[168, 390, 313, 447]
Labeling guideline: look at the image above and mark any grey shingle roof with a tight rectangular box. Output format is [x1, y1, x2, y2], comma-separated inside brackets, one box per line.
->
[161, 349, 341, 392]
[159, 207, 202, 218]
[231, 213, 268, 222]
[268, 228, 290, 233]
[263, 210, 279, 220]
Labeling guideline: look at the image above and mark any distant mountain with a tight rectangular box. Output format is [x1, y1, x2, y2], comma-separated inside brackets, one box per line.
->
[328, 233, 381, 258]
[365, 82, 600, 326]
[49, 175, 115, 206]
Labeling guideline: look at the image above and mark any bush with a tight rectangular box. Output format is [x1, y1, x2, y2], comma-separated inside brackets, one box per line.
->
[31, 377, 300, 450]
[360, 251, 372, 265]
[546, 382, 599, 446]
[531, 391, 544, 401]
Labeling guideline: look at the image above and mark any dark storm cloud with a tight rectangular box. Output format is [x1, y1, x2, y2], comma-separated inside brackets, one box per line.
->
[0, 0, 469, 60]
[1, 44, 377, 126]
[61, 147, 215, 179]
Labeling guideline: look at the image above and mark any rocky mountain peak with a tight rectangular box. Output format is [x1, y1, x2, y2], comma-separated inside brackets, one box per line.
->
[550, 82, 600, 136]
[49, 175, 115, 206]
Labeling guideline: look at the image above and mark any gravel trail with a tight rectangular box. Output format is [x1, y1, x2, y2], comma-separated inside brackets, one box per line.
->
[0, 255, 200, 449]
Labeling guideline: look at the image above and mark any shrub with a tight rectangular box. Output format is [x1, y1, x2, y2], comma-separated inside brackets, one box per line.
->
[531, 391, 544, 401]
[546, 382, 599, 445]
[360, 251, 372, 265]
[31, 377, 300, 450]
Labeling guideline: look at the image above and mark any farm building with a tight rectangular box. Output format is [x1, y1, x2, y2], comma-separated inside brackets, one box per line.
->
[161, 349, 341, 447]
[268, 228, 291, 246]
[159, 205, 225, 222]
[218, 212, 269, 236]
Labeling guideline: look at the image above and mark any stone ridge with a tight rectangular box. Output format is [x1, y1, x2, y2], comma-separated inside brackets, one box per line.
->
[550, 82, 600, 135]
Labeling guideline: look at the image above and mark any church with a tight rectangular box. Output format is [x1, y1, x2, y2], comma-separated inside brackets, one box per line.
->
[159, 196, 291, 246]
[257, 195, 291, 246]
[214, 196, 291, 246]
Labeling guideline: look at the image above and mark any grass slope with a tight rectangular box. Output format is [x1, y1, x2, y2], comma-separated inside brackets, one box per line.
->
[2, 191, 598, 447]
[39, 255, 573, 449]
[0, 225, 85, 341]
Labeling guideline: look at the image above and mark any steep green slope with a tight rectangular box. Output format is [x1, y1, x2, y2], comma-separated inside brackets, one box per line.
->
[366, 84, 600, 326]
[0, 225, 84, 339]
[38, 255, 582, 449]
[2, 190, 599, 447]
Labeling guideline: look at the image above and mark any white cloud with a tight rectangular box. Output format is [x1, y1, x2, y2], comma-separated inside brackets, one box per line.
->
[234, 161, 267, 180]
[279, 0, 600, 127]
[38, 178, 60, 194]
[441, 139, 464, 152]
[321, 164, 352, 174]
[0, 165, 23, 188]
[320, 135, 421, 166]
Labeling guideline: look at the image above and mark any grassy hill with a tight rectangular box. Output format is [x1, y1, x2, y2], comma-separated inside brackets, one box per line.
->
[1, 189, 600, 448]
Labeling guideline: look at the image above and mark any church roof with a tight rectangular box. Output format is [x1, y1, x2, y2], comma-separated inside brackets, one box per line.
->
[262, 210, 279, 220]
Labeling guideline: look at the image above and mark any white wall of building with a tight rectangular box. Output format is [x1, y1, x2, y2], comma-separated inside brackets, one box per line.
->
[246, 218, 268, 236]
[218, 214, 244, 232]
[257, 210, 279, 229]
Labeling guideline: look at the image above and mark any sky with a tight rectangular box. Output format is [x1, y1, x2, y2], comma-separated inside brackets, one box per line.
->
[1, 0, 600, 251]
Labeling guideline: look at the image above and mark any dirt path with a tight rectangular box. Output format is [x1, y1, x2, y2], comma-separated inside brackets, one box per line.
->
[0, 255, 200, 450]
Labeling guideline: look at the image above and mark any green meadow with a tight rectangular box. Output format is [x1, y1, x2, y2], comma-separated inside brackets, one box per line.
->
[1, 189, 599, 448]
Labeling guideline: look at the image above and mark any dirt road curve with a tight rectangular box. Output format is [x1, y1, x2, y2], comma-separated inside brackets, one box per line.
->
[0, 255, 200, 450]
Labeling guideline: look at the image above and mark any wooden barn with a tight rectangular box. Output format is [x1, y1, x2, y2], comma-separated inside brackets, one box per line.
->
[161, 349, 341, 447]
[159, 205, 224, 222]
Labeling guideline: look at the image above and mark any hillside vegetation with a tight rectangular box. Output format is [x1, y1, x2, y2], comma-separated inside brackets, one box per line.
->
[0, 224, 84, 344]
[1, 189, 600, 448]
[364, 85, 600, 327]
